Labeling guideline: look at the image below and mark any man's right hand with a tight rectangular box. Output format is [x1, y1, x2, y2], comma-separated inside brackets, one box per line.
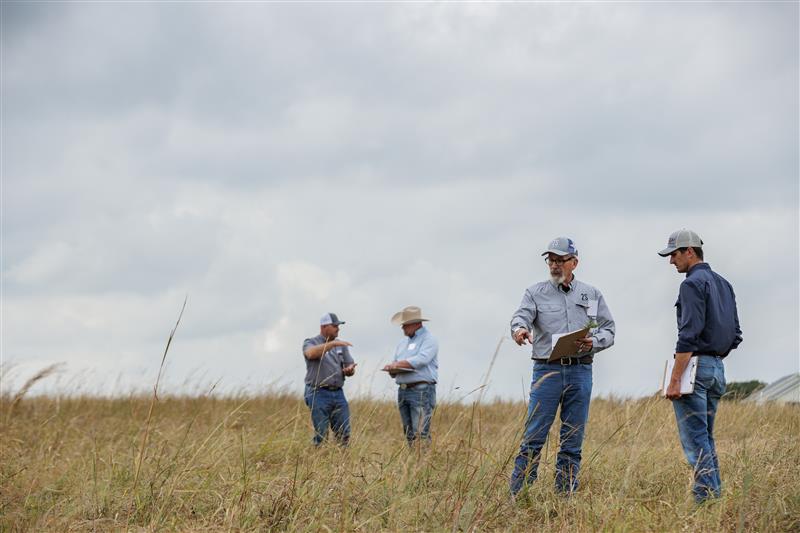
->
[326, 339, 353, 348]
[513, 329, 532, 346]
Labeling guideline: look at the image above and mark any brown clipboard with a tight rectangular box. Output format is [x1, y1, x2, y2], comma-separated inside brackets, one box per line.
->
[548, 327, 590, 361]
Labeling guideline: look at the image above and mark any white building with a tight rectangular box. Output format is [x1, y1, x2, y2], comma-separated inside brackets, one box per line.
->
[745, 373, 800, 404]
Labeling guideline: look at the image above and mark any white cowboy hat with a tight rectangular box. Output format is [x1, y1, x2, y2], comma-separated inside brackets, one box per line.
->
[391, 305, 430, 326]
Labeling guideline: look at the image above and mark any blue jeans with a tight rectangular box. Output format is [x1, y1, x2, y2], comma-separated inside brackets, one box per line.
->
[304, 385, 351, 446]
[510, 362, 593, 495]
[672, 356, 726, 502]
[397, 383, 436, 445]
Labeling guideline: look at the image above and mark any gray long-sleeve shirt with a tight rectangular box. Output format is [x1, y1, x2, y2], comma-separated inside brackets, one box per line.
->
[510, 278, 615, 360]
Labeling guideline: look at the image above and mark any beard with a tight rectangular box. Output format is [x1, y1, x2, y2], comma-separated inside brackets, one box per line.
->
[550, 271, 566, 285]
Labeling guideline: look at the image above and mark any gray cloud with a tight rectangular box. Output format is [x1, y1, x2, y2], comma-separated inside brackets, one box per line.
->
[3, 3, 797, 399]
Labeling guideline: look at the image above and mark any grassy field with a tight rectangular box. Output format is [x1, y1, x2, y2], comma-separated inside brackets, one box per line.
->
[1, 386, 799, 532]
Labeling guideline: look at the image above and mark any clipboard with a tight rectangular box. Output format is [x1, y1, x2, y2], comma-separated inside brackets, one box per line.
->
[661, 356, 698, 396]
[548, 327, 590, 361]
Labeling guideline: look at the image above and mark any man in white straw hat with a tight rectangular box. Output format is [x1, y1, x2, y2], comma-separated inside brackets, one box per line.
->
[509, 237, 616, 497]
[383, 306, 439, 447]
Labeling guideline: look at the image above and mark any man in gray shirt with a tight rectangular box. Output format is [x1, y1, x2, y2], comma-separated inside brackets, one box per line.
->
[509, 237, 615, 496]
[302, 312, 357, 446]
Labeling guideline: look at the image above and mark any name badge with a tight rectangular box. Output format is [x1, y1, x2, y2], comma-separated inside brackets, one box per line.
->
[408, 343, 416, 350]
[587, 300, 598, 318]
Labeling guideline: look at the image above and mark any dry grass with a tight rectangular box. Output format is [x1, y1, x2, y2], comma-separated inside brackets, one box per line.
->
[0, 387, 798, 532]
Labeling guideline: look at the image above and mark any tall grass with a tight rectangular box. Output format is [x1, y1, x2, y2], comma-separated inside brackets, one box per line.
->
[1, 385, 798, 531]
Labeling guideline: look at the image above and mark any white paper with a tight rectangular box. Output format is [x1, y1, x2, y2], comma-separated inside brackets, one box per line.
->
[662, 357, 698, 396]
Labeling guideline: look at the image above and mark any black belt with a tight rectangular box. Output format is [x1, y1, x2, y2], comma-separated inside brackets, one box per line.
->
[695, 352, 724, 358]
[399, 381, 433, 389]
[559, 355, 593, 365]
[315, 385, 342, 391]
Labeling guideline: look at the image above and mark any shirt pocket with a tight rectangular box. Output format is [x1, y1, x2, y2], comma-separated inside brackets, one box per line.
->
[537, 304, 564, 331]
[333, 347, 345, 365]
[574, 299, 590, 320]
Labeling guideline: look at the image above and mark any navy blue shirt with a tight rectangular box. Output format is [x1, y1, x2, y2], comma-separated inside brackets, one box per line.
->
[675, 263, 742, 356]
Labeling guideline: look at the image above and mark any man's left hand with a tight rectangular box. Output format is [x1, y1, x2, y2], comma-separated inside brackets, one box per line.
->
[343, 363, 357, 376]
[575, 336, 593, 352]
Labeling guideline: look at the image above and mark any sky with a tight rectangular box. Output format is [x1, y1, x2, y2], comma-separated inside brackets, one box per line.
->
[2, 2, 798, 402]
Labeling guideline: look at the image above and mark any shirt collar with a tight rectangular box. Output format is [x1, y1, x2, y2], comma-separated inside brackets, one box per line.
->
[686, 262, 710, 278]
[409, 326, 427, 339]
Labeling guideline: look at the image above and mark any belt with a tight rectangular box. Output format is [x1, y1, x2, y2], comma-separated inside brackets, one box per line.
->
[559, 355, 593, 365]
[399, 381, 433, 389]
[315, 385, 342, 391]
[536, 355, 594, 365]
[695, 352, 723, 358]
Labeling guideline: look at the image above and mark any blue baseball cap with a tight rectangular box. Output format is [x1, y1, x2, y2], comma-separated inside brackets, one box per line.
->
[320, 313, 345, 326]
[542, 237, 578, 257]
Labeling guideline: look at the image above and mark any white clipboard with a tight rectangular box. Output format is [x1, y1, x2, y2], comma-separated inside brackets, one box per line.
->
[662, 356, 698, 396]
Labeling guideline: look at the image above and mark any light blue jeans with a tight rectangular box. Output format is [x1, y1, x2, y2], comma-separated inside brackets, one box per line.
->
[397, 383, 436, 445]
[304, 385, 351, 446]
[672, 356, 726, 502]
[510, 362, 593, 495]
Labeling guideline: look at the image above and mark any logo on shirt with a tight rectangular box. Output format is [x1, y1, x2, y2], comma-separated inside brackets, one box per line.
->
[581, 293, 588, 302]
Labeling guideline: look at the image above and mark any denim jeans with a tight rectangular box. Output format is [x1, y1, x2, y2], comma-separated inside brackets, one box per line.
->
[672, 356, 726, 502]
[510, 362, 593, 495]
[397, 383, 436, 445]
[304, 385, 351, 446]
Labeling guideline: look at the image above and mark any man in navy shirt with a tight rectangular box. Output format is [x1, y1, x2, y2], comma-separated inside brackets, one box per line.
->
[659, 229, 742, 503]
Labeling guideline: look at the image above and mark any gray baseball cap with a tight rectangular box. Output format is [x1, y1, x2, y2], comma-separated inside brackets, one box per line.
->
[658, 229, 703, 257]
[320, 312, 345, 326]
[542, 236, 578, 257]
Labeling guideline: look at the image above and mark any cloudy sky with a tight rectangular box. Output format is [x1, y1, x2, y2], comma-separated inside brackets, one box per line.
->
[3, 2, 798, 401]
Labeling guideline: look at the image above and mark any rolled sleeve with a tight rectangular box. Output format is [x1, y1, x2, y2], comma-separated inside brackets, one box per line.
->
[676, 281, 706, 353]
[590, 293, 615, 352]
[302, 338, 315, 358]
[405, 336, 438, 369]
[510, 289, 536, 336]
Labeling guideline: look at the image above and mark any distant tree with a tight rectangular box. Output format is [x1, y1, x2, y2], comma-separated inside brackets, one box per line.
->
[722, 380, 766, 401]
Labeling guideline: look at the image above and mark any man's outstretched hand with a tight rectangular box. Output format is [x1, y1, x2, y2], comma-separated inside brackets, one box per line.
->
[513, 329, 532, 346]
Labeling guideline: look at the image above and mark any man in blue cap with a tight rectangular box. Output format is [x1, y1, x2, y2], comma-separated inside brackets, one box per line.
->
[509, 237, 616, 496]
[659, 229, 742, 503]
[302, 312, 357, 446]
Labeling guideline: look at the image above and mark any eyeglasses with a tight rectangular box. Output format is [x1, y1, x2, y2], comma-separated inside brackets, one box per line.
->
[545, 256, 575, 266]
